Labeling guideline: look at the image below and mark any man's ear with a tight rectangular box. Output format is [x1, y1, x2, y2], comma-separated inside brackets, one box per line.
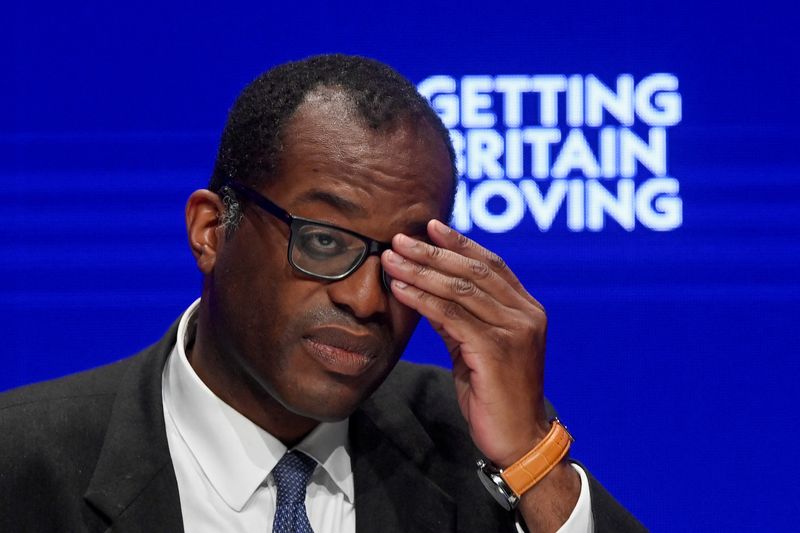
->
[186, 189, 226, 274]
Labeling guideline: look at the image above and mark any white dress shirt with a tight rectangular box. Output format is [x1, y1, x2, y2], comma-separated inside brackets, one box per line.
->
[162, 299, 592, 532]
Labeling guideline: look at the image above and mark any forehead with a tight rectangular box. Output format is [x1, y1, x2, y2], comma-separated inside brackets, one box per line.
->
[262, 90, 453, 239]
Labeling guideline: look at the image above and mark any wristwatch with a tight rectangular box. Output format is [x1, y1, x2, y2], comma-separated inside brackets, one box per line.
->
[476, 418, 573, 511]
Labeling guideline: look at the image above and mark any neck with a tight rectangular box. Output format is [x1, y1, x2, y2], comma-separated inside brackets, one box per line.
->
[187, 302, 319, 447]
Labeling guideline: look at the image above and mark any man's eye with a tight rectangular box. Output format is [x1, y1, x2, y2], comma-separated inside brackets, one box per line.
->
[300, 230, 347, 257]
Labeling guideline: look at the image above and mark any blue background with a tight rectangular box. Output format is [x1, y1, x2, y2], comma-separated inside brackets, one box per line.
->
[4, 1, 799, 530]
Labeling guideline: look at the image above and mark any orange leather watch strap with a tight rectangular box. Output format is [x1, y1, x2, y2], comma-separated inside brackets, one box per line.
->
[500, 419, 573, 497]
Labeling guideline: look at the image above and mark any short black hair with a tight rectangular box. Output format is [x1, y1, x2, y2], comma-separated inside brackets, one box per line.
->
[209, 54, 456, 213]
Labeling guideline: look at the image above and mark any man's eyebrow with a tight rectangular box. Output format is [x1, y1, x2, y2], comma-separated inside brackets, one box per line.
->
[294, 189, 368, 217]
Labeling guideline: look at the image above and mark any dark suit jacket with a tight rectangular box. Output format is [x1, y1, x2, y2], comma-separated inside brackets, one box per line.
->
[0, 321, 646, 532]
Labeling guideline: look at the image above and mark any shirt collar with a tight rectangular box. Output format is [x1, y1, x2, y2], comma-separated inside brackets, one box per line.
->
[162, 298, 353, 511]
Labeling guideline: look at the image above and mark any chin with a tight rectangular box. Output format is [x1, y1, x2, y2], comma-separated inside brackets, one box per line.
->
[283, 369, 389, 422]
[283, 393, 361, 423]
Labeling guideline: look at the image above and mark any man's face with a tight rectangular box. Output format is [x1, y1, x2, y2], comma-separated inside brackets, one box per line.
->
[208, 91, 453, 422]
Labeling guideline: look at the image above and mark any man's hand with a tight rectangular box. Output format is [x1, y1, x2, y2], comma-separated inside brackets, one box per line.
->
[381, 219, 580, 531]
[382, 219, 549, 465]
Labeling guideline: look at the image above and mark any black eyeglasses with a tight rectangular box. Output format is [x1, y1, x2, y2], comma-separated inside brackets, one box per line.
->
[224, 181, 393, 290]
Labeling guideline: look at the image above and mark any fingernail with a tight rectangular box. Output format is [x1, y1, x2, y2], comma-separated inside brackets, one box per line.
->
[433, 220, 451, 234]
[397, 234, 416, 247]
[392, 280, 408, 289]
[386, 250, 403, 264]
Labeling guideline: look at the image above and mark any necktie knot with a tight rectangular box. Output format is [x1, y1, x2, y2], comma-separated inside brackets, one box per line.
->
[272, 451, 317, 506]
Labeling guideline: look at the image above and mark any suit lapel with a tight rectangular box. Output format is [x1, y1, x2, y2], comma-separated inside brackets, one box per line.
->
[83, 321, 184, 532]
[351, 381, 456, 533]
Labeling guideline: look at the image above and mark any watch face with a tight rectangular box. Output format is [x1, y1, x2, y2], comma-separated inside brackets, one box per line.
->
[476, 464, 517, 511]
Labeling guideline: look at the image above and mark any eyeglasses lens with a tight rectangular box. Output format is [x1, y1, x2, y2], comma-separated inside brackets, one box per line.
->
[291, 224, 367, 278]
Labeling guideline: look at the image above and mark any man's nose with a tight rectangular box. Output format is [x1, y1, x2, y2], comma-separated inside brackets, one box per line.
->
[326, 256, 388, 319]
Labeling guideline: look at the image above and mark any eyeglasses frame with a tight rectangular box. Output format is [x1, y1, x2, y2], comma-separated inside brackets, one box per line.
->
[222, 181, 393, 289]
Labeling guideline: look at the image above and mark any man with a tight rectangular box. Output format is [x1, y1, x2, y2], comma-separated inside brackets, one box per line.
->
[0, 55, 645, 532]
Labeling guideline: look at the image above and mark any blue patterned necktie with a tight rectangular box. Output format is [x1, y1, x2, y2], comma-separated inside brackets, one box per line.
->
[271, 451, 317, 533]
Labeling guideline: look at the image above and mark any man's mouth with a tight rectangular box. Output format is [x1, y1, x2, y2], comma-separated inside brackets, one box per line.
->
[301, 326, 382, 376]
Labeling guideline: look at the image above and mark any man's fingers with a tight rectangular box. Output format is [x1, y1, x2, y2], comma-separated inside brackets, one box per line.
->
[382, 249, 516, 327]
[388, 279, 491, 353]
[430, 220, 544, 311]
[393, 223, 544, 311]
[389, 234, 522, 308]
